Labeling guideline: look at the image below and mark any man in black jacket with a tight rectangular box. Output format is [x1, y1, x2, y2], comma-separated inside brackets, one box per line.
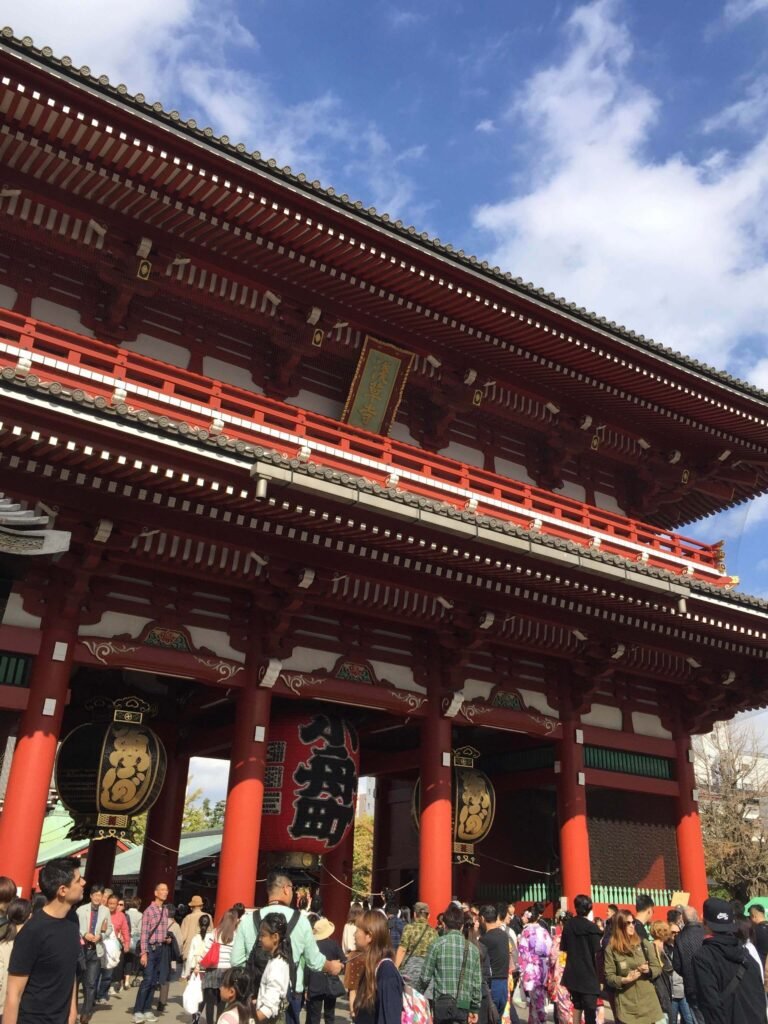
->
[692, 897, 766, 1024]
[672, 905, 706, 1024]
[561, 895, 601, 1024]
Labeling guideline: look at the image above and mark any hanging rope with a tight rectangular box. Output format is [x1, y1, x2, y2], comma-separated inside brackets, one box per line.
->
[320, 863, 414, 901]
[476, 851, 554, 876]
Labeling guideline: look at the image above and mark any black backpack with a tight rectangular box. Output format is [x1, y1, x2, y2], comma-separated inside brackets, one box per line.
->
[246, 908, 301, 994]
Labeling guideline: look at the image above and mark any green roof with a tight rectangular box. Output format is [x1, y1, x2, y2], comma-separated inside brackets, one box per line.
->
[36, 806, 90, 865]
[1, 27, 767, 407]
[113, 829, 223, 878]
[36, 805, 137, 865]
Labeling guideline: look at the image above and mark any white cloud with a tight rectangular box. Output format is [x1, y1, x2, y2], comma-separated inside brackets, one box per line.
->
[695, 493, 768, 542]
[475, 119, 496, 133]
[472, 0, 768, 370]
[724, 0, 768, 24]
[189, 758, 229, 802]
[8, 0, 425, 223]
[386, 9, 426, 29]
[704, 74, 768, 134]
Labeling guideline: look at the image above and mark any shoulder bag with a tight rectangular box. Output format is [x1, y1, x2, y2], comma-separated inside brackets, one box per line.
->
[401, 924, 430, 971]
[434, 938, 471, 1024]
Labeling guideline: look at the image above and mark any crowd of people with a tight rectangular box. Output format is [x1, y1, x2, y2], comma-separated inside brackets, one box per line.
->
[2, 860, 768, 1024]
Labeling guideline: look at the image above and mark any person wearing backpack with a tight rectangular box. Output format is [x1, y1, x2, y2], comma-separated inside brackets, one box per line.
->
[691, 898, 766, 1024]
[253, 914, 293, 1024]
[231, 870, 342, 1024]
[353, 910, 403, 1024]
[305, 918, 346, 1024]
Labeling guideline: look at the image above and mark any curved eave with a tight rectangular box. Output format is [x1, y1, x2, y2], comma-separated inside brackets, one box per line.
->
[1, 28, 767, 416]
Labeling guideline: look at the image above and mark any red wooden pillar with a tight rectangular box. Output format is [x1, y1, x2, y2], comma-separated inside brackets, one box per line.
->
[214, 683, 272, 918]
[321, 820, 355, 932]
[674, 733, 708, 913]
[557, 709, 592, 908]
[138, 750, 189, 907]
[419, 688, 452, 923]
[85, 838, 118, 889]
[0, 611, 76, 895]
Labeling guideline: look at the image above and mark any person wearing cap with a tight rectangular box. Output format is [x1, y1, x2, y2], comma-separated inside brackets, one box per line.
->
[691, 897, 766, 1024]
[305, 918, 345, 1024]
[179, 896, 208, 960]
[395, 903, 438, 990]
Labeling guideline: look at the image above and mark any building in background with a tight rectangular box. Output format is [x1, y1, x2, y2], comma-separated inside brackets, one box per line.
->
[0, 29, 768, 922]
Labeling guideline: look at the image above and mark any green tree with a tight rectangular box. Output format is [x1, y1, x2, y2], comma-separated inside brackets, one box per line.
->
[698, 722, 768, 902]
[353, 814, 374, 897]
[183, 785, 208, 833]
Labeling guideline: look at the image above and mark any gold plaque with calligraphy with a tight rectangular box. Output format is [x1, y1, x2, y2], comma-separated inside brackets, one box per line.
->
[342, 335, 413, 435]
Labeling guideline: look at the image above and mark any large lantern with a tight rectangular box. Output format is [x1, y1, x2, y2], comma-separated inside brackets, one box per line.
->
[413, 745, 496, 865]
[55, 697, 166, 840]
[261, 709, 359, 855]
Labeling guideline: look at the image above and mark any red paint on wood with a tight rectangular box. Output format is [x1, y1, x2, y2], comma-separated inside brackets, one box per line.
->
[214, 684, 272, 918]
[557, 713, 592, 908]
[419, 700, 452, 924]
[0, 615, 76, 895]
[584, 769, 679, 797]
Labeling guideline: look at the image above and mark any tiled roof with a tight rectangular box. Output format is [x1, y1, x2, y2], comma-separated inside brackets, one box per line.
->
[1, 27, 767, 407]
[113, 829, 223, 877]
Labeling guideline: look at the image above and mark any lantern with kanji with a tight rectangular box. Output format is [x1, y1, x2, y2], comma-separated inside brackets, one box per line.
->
[261, 710, 359, 854]
[412, 745, 496, 865]
[55, 697, 166, 840]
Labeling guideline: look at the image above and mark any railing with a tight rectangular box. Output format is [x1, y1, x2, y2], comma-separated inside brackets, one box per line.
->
[584, 746, 673, 780]
[0, 651, 31, 687]
[480, 882, 676, 908]
[591, 884, 675, 907]
[479, 881, 559, 904]
[0, 308, 731, 585]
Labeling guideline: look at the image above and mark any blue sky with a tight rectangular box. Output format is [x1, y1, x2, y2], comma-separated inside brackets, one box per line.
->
[7, 1, 768, 789]
[8, 0, 768, 596]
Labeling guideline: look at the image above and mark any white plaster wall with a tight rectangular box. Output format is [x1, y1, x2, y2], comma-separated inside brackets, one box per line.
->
[560, 479, 586, 502]
[185, 626, 245, 663]
[121, 333, 190, 368]
[1, 591, 41, 629]
[518, 688, 559, 718]
[0, 285, 18, 310]
[203, 356, 264, 394]
[581, 703, 623, 729]
[632, 711, 673, 739]
[462, 679, 495, 702]
[31, 298, 94, 336]
[78, 612, 152, 638]
[285, 390, 342, 419]
[443, 441, 484, 469]
[593, 490, 622, 514]
[281, 647, 334, 673]
[389, 420, 421, 447]
[495, 457, 535, 485]
[368, 659, 419, 691]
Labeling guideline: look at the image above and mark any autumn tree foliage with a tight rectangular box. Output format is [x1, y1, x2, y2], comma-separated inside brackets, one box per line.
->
[697, 721, 768, 903]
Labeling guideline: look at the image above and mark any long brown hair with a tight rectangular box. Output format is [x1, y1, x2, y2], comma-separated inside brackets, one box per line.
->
[356, 911, 394, 1010]
[217, 909, 239, 946]
[608, 911, 639, 955]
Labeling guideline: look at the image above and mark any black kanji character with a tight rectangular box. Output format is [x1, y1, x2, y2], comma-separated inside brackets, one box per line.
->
[289, 796, 354, 845]
[294, 750, 356, 804]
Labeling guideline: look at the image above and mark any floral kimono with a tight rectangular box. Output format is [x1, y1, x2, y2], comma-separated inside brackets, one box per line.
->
[518, 922, 552, 1024]
[548, 929, 573, 1023]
